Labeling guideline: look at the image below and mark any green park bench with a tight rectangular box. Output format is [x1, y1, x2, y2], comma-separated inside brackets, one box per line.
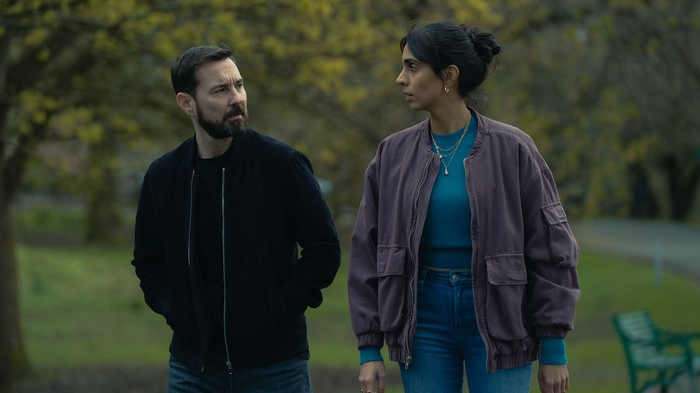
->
[613, 310, 700, 393]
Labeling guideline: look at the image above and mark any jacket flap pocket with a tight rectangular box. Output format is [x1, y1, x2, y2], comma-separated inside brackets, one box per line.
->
[377, 245, 406, 277]
[542, 202, 568, 225]
[485, 254, 527, 285]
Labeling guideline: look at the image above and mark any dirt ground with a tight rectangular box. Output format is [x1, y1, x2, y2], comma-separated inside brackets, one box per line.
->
[15, 365, 399, 393]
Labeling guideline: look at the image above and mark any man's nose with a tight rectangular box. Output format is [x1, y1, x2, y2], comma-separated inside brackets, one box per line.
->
[229, 90, 243, 105]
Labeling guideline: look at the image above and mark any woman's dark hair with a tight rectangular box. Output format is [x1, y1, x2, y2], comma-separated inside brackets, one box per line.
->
[171, 45, 233, 97]
[399, 22, 501, 97]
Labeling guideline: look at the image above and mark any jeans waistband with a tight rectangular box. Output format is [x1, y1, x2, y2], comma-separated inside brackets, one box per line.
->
[419, 266, 473, 285]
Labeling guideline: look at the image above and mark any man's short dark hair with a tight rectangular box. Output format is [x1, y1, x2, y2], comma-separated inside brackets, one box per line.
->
[170, 45, 233, 97]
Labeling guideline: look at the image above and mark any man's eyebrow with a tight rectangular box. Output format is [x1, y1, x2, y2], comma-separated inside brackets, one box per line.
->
[208, 83, 225, 92]
[209, 78, 244, 91]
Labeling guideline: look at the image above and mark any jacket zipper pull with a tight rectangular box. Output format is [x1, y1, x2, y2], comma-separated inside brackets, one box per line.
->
[404, 355, 412, 369]
[226, 360, 233, 374]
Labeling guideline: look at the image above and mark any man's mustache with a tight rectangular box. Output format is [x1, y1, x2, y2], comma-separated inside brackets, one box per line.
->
[226, 105, 246, 117]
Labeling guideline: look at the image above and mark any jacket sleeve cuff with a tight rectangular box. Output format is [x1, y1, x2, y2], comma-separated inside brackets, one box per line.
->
[539, 337, 567, 365]
[359, 346, 383, 365]
[357, 332, 385, 348]
[535, 325, 570, 338]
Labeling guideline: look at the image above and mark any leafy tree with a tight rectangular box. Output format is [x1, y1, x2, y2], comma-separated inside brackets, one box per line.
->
[1, 0, 497, 390]
[490, 0, 699, 220]
[601, 0, 700, 220]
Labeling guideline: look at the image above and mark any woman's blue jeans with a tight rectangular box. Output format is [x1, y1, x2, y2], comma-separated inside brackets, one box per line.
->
[168, 354, 313, 393]
[399, 268, 532, 393]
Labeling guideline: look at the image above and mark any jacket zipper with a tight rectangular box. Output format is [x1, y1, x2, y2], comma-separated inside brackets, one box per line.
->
[221, 167, 233, 374]
[188, 170, 195, 268]
[189, 170, 207, 372]
[403, 158, 433, 369]
[463, 156, 491, 372]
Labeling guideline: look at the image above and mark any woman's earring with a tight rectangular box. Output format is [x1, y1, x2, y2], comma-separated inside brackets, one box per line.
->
[444, 86, 450, 93]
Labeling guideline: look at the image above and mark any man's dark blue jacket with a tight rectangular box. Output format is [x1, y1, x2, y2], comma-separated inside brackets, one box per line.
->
[132, 128, 341, 372]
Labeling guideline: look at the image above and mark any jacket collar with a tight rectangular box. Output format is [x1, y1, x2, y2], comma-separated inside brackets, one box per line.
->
[184, 128, 256, 169]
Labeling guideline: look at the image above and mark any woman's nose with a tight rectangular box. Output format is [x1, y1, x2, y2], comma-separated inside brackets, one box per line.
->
[396, 70, 405, 85]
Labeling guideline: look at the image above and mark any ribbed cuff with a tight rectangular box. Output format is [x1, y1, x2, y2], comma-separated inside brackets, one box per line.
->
[540, 338, 567, 365]
[359, 346, 383, 365]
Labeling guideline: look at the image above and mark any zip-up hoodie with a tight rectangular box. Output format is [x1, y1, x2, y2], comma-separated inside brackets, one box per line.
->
[348, 111, 580, 374]
[132, 128, 341, 371]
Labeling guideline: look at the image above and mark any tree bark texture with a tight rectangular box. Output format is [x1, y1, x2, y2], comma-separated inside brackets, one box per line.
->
[0, 194, 30, 393]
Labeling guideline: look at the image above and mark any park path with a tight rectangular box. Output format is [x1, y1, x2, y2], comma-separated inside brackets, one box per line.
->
[573, 218, 700, 283]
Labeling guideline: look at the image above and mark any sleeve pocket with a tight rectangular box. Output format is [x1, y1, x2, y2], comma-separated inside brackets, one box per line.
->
[541, 201, 579, 268]
[542, 202, 568, 225]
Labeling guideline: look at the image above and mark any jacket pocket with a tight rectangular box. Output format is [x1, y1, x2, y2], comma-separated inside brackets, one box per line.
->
[376, 245, 407, 331]
[235, 278, 293, 334]
[484, 254, 529, 340]
[541, 202, 579, 267]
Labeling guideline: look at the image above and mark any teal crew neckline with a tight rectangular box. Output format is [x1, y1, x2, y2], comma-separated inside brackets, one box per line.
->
[419, 114, 477, 270]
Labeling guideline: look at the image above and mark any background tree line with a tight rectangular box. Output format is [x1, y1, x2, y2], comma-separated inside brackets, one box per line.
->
[1, 0, 698, 391]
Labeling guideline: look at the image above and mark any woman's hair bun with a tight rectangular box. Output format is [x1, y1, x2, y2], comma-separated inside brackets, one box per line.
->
[462, 25, 501, 64]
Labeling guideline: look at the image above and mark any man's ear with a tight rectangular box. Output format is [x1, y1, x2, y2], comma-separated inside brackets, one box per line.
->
[175, 92, 196, 117]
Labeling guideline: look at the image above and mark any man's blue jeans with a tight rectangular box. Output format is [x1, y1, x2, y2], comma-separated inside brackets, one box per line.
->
[168, 354, 313, 393]
[399, 268, 532, 393]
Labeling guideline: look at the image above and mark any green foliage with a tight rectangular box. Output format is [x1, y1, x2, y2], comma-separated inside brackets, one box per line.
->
[1, 0, 698, 223]
[490, 0, 700, 220]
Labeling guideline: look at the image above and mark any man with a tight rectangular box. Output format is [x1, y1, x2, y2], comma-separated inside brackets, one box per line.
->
[132, 45, 341, 393]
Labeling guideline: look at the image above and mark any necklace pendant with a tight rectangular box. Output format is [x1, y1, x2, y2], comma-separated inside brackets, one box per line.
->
[444, 168, 449, 176]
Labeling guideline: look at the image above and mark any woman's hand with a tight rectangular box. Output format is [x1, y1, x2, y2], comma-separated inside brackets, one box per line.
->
[537, 364, 569, 393]
[358, 360, 386, 393]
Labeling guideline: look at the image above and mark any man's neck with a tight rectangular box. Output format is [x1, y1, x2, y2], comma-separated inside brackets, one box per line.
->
[195, 131, 233, 159]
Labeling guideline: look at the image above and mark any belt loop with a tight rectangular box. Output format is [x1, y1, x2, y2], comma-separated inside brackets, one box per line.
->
[418, 267, 428, 288]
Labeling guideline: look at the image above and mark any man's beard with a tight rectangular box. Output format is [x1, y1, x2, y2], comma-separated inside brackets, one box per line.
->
[196, 105, 247, 139]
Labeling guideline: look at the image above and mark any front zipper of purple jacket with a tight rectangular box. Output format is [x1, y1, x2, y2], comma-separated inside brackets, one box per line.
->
[463, 156, 491, 373]
[221, 167, 234, 374]
[403, 157, 434, 369]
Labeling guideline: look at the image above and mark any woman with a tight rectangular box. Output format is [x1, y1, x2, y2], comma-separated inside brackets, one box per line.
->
[348, 22, 580, 393]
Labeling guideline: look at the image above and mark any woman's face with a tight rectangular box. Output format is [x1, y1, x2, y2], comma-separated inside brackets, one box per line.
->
[396, 45, 445, 112]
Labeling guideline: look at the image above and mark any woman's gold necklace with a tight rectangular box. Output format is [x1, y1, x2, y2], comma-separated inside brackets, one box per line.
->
[430, 118, 470, 176]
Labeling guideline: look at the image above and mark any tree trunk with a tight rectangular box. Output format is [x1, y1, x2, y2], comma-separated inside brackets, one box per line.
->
[662, 155, 700, 221]
[0, 105, 34, 393]
[628, 163, 660, 219]
[0, 193, 30, 393]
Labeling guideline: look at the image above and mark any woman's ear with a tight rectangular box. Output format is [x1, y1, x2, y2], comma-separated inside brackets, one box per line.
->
[442, 65, 460, 92]
[175, 92, 195, 117]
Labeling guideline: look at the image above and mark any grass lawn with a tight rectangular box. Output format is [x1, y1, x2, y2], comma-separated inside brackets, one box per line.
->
[18, 243, 700, 393]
